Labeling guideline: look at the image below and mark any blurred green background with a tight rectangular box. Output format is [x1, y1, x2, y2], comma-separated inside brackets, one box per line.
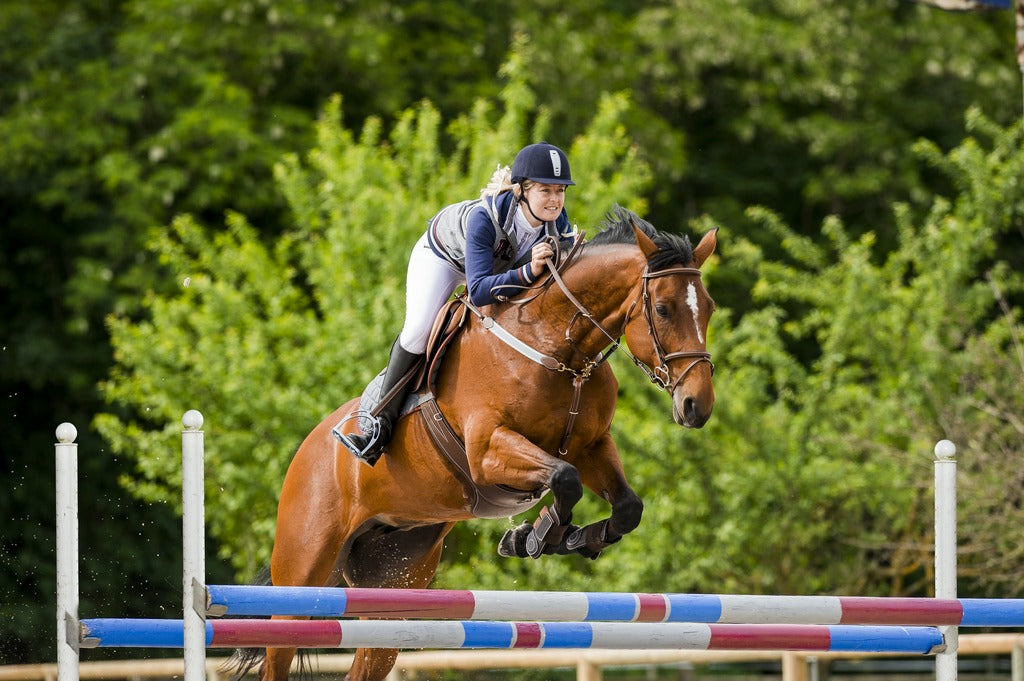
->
[3, 0, 1023, 664]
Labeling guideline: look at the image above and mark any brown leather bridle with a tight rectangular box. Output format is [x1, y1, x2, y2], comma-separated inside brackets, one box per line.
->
[629, 266, 715, 393]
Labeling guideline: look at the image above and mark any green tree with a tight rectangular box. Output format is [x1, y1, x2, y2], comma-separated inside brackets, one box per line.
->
[344, 114, 1024, 600]
[0, 1, 517, 662]
[601, 109, 1024, 597]
[520, 0, 1017, 244]
[912, 111, 1024, 596]
[97, 92, 1024, 600]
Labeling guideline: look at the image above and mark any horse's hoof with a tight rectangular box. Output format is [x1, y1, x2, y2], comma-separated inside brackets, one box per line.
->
[497, 522, 532, 558]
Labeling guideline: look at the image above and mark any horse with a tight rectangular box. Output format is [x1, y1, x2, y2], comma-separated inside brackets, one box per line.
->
[239, 206, 717, 681]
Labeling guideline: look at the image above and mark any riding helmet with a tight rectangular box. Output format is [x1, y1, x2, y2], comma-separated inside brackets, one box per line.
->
[510, 142, 575, 185]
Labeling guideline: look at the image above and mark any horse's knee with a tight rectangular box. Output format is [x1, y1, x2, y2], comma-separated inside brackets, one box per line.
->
[549, 463, 582, 509]
[610, 492, 643, 536]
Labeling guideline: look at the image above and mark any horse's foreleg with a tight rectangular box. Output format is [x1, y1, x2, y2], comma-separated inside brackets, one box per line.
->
[562, 432, 644, 560]
[473, 426, 583, 559]
[524, 459, 585, 557]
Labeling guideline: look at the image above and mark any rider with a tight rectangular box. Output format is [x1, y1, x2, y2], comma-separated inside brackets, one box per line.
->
[335, 141, 578, 465]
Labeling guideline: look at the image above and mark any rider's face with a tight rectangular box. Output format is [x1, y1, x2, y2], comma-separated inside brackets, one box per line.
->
[522, 183, 566, 226]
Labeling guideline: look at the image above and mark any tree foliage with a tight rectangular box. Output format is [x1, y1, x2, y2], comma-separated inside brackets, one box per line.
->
[521, 0, 1017, 241]
[95, 101, 1024, 602]
[2, 0, 1022, 664]
[605, 109, 1024, 598]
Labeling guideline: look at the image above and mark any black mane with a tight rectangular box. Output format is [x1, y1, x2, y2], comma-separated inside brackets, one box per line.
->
[588, 205, 694, 271]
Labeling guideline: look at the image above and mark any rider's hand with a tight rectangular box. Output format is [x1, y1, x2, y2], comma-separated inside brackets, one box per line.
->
[529, 241, 554, 278]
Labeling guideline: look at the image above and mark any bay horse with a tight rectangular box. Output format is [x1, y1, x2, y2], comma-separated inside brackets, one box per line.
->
[242, 207, 717, 681]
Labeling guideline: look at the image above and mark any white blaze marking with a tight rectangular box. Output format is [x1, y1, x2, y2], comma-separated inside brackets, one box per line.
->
[686, 282, 703, 343]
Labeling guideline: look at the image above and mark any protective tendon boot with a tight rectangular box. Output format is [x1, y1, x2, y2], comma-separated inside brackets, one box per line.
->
[339, 339, 423, 466]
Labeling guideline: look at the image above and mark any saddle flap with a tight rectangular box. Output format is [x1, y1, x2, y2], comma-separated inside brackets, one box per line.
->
[418, 298, 469, 393]
[354, 298, 468, 431]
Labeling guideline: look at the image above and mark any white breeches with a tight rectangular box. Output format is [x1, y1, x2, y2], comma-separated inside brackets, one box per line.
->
[398, 233, 465, 354]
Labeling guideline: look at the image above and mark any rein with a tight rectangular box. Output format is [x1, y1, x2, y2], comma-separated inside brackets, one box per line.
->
[460, 247, 714, 457]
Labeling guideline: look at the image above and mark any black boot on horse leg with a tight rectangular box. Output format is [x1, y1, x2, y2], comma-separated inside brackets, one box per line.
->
[335, 338, 423, 466]
[498, 464, 582, 558]
[497, 505, 576, 558]
[565, 490, 643, 560]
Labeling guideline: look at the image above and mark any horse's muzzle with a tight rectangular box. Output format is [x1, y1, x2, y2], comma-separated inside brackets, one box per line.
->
[673, 393, 713, 428]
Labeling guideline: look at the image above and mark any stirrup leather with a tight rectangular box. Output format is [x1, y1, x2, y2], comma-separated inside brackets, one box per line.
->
[331, 409, 384, 459]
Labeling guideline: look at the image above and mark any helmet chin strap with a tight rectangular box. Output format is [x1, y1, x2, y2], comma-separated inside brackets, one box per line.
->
[517, 187, 545, 225]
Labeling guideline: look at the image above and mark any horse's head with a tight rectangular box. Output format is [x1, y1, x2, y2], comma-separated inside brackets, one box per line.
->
[624, 222, 717, 428]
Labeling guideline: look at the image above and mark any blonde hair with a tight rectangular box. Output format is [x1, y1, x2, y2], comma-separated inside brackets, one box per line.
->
[480, 164, 527, 199]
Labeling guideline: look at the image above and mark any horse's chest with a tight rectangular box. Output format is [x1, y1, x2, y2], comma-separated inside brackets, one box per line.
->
[507, 377, 613, 444]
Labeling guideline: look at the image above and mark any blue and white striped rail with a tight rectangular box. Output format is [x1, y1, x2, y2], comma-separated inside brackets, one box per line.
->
[204, 585, 1024, 627]
[80, 618, 945, 653]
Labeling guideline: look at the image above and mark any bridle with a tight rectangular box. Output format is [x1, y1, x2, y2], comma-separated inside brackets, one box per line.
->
[630, 266, 716, 392]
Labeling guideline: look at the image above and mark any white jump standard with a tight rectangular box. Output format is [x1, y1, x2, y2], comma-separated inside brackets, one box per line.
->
[54, 413, 979, 681]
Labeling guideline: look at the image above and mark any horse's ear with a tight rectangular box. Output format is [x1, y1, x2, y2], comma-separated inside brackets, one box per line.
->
[632, 221, 658, 257]
[692, 228, 718, 268]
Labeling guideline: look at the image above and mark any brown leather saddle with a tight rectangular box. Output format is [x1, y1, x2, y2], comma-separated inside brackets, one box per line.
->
[408, 297, 546, 519]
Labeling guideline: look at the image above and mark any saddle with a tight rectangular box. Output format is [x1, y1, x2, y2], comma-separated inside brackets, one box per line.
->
[417, 298, 469, 393]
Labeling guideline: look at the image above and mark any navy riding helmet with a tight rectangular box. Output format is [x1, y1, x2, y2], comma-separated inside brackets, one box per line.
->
[511, 142, 576, 186]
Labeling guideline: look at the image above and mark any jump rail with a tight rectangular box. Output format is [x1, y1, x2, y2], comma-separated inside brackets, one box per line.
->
[54, 411, 968, 681]
[77, 619, 944, 654]
[203, 584, 1024, 626]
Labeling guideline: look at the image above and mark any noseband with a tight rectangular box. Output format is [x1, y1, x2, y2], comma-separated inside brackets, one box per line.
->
[630, 266, 715, 393]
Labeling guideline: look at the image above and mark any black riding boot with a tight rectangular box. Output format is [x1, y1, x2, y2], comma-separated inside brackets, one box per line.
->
[336, 338, 423, 466]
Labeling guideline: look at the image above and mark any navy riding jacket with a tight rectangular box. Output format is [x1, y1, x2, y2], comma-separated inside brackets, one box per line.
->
[430, 191, 573, 306]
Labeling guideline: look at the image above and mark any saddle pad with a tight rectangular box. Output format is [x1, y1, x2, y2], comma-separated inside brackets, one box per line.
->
[355, 370, 430, 434]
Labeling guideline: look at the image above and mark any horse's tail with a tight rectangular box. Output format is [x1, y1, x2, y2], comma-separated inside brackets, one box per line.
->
[222, 567, 316, 681]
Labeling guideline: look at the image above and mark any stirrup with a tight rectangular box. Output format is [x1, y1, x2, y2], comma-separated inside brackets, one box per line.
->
[331, 410, 384, 463]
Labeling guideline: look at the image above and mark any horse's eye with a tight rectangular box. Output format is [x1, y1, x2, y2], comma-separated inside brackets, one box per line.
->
[655, 304, 670, 319]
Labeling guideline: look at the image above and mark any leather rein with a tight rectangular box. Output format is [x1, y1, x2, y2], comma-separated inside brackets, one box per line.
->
[460, 236, 714, 456]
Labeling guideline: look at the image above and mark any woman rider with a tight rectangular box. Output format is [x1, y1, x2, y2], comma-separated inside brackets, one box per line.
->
[335, 142, 577, 465]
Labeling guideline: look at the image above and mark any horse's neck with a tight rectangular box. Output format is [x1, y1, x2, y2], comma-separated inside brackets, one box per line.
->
[503, 245, 643, 361]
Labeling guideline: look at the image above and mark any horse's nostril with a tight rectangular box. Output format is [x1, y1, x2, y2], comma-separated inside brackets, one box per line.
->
[683, 397, 696, 421]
